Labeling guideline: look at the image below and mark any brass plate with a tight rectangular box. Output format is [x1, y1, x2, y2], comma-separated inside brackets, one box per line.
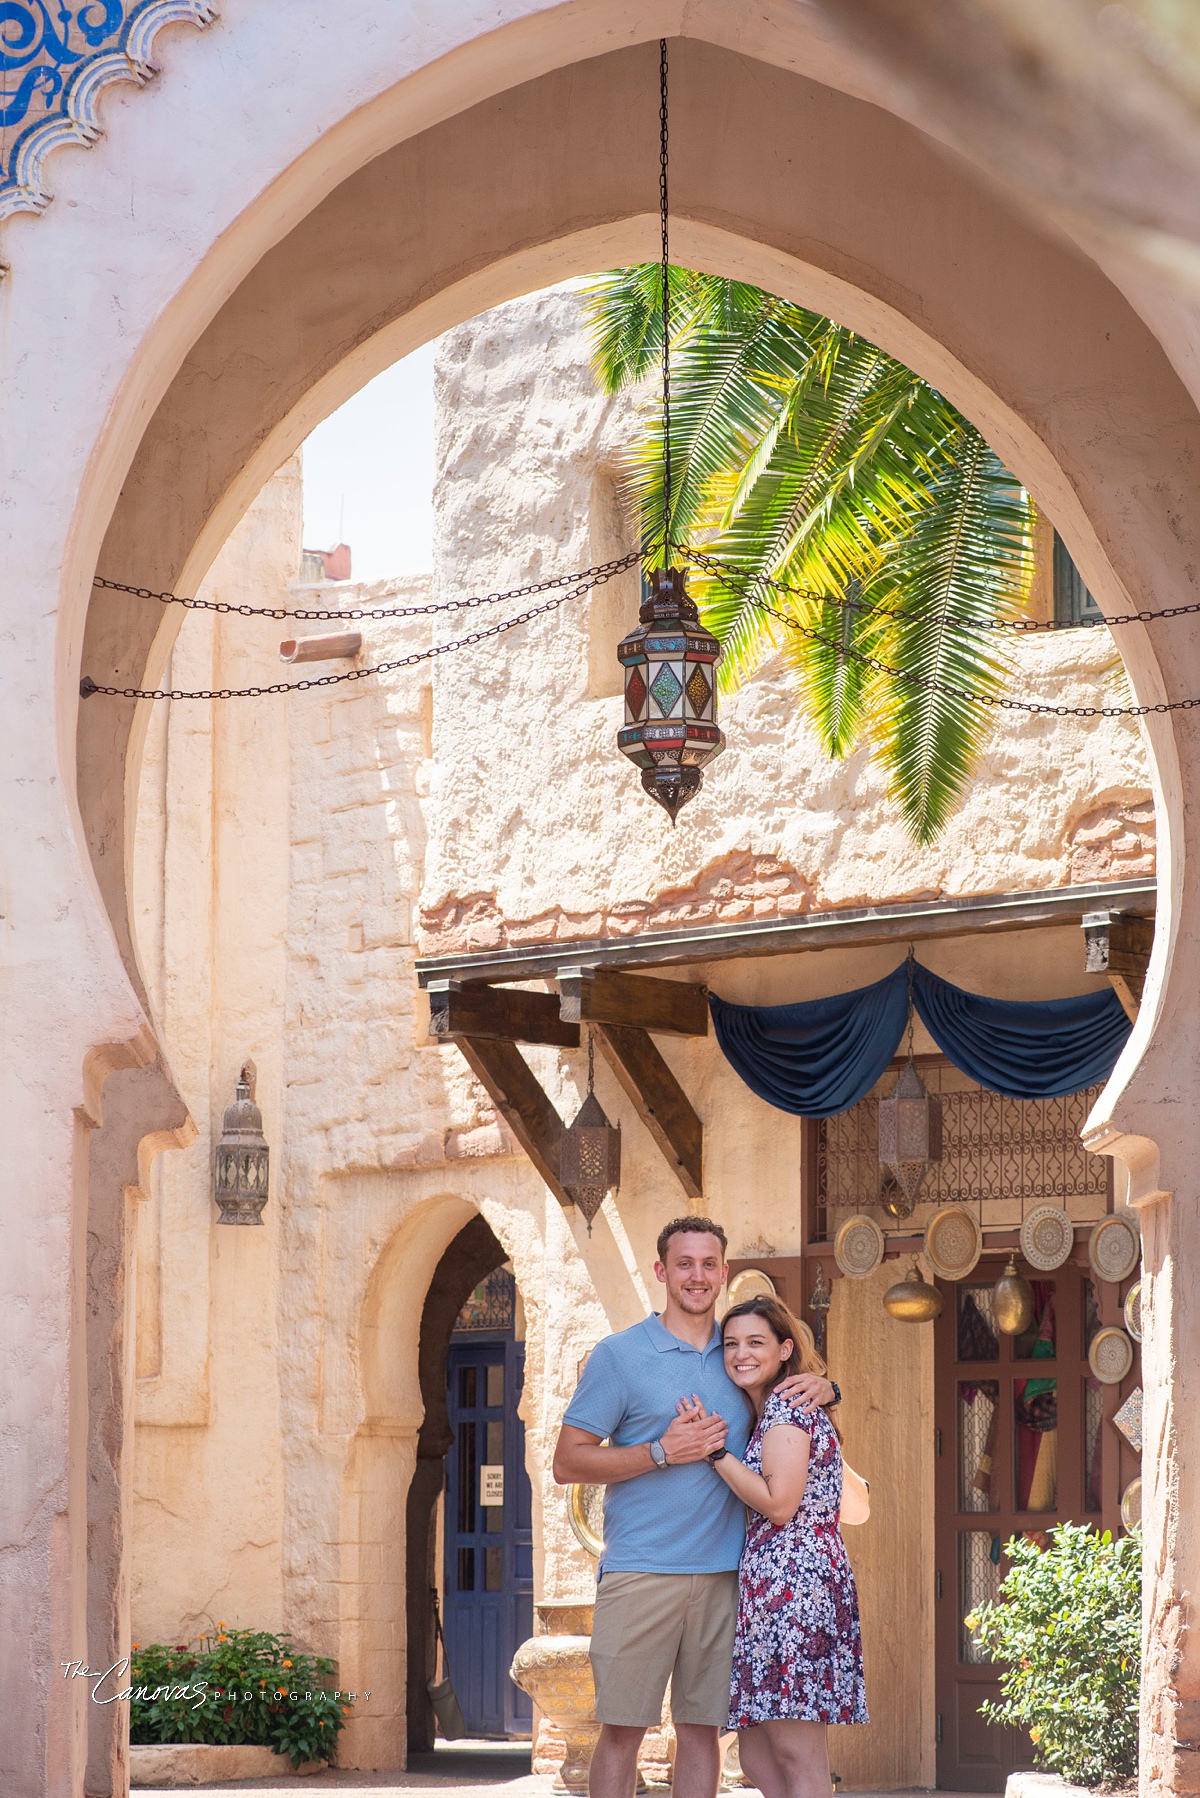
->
[568, 1483, 604, 1558]
[834, 1215, 885, 1280]
[1089, 1215, 1140, 1284]
[1120, 1477, 1142, 1531]
[924, 1206, 982, 1281]
[1124, 1280, 1143, 1342]
[726, 1267, 777, 1306]
[1020, 1204, 1074, 1272]
[1089, 1325, 1134, 1385]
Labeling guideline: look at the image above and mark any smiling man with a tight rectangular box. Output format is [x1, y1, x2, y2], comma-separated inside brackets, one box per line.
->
[552, 1216, 838, 1798]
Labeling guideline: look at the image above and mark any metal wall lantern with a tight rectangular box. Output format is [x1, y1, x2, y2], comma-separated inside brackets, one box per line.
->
[560, 1031, 621, 1229]
[617, 567, 725, 823]
[214, 1063, 270, 1225]
[878, 1059, 943, 1211]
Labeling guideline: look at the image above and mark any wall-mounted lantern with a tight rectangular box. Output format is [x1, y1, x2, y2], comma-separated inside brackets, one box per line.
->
[214, 1063, 270, 1225]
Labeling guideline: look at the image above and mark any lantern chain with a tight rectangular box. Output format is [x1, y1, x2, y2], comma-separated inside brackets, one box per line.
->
[659, 37, 672, 559]
[88, 550, 641, 623]
[78, 560, 633, 701]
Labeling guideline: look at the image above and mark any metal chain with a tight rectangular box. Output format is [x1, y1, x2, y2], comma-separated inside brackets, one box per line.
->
[678, 543, 1200, 636]
[79, 565, 626, 701]
[89, 551, 641, 623]
[587, 1025, 595, 1096]
[701, 557, 1200, 719]
[659, 38, 672, 554]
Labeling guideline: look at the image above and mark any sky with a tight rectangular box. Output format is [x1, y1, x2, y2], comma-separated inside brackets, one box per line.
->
[301, 342, 437, 583]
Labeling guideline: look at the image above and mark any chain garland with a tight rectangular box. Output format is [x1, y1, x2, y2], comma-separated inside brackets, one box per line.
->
[79, 562, 631, 701]
[659, 38, 672, 554]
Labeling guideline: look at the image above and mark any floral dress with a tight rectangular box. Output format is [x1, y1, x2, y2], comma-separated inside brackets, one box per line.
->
[727, 1391, 868, 1727]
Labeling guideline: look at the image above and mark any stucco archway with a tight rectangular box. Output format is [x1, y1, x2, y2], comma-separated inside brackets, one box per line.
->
[7, 7, 1200, 1793]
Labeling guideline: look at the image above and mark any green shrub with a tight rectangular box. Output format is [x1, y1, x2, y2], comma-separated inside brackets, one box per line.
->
[968, 1522, 1141, 1788]
[130, 1627, 353, 1769]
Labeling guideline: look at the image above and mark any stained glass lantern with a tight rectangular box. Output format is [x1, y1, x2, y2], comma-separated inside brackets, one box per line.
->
[617, 567, 725, 823]
[878, 1058, 943, 1210]
[214, 1064, 270, 1225]
[561, 1033, 621, 1230]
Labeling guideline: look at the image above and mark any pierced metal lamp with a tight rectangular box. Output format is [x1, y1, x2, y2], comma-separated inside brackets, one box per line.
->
[616, 567, 725, 823]
[560, 1030, 621, 1229]
[214, 1064, 270, 1225]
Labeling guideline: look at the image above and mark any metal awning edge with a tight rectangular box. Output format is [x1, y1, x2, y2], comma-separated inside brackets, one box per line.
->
[415, 877, 1156, 986]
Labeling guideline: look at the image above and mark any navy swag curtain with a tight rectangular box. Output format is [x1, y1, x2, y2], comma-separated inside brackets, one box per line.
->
[708, 960, 1132, 1117]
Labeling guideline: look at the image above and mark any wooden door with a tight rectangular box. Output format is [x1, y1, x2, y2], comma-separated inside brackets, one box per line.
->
[444, 1341, 534, 1737]
[934, 1260, 1102, 1790]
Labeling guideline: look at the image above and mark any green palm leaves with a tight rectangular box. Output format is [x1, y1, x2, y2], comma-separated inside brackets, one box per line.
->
[582, 267, 1036, 843]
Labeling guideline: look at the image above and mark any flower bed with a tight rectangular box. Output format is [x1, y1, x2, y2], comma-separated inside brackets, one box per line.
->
[130, 1627, 352, 1769]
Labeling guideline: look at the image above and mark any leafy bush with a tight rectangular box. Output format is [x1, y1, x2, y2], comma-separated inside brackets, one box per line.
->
[968, 1522, 1141, 1788]
[130, 1627, 353, 1768]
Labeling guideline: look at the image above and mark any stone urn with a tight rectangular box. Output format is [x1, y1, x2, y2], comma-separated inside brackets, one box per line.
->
[511, 1604, 597, 1793]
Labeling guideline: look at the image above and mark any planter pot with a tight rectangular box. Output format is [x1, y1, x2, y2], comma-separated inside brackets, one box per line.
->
[129, 1744, 322, 1786]
[511, 1635, 598, 1793]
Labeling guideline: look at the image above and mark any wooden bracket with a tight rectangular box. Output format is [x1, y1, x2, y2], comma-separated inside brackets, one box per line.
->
[557, 966, 708, 1037]
[453, 1035, 573, 1209]
[427, 979, 579, 1048]
[1082, 911, 1154, 1021]
[594, 1023, 703, 1199]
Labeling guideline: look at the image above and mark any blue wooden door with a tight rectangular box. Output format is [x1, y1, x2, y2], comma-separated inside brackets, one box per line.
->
[444, 1341, 534, 1736]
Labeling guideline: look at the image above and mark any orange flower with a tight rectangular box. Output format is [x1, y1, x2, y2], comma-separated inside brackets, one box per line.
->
[217, 1621, 226, 1630]
[282, 1658, 293, 1668]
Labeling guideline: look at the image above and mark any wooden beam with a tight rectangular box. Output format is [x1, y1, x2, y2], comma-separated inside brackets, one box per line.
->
[1082, 910, 1154, 1021]
[557, 966, 708, 1037]
[427, 979, 579, 1048]
[453, 1036, 573, 1209]
[594, 1023, 703, 1199]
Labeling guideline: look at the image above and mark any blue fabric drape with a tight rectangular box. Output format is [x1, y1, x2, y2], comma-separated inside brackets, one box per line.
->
[909, 961, 1132, 1101]
[709, 964, 911, 1118]
[709, 960, 1132, 1116]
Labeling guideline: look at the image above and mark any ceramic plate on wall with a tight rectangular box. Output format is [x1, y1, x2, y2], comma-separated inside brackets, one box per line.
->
[1089, 1215, 1140, 1284]
[727, 1267, 777, 1306]
[924, 1206, 983, 1281]
[1124, 1280, 1143, 1342]
[1020, 1204, 1075, 1272]
[1089, 1326, 1134, 1385]
[1120, 1477, 1142, 1531]
[834, 1215, 885, 1279]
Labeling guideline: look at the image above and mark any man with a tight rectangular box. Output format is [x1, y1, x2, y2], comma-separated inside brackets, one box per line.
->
[552, 1216, 839, 1798]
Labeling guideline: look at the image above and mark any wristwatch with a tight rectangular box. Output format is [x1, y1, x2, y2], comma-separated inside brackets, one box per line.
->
[829, 1381, 842, 1407]
[649, 1438, 668, 1469]
[707, 1447, 728, 1464]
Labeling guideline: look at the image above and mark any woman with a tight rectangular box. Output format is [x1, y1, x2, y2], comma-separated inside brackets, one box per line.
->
[682, 1296, 868, 1798]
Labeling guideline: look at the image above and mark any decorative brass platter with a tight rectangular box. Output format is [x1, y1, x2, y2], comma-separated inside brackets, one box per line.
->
[727, 1267, 777, 1306]
[834, 1215, 885, 1279]
[1089, 1326, 1134, 1385]
[1124, 1279, 1143, 1342]
[1019, 1204, 1074, 1272]
[1089, 1214, 1140, 1284]
[924, 1205, 982, 1281]
[568, 1483, 604, 1558]
[1120, 1477, 1142, 1531]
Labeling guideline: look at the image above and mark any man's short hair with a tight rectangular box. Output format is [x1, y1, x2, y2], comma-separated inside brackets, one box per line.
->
[656, 1215, 728, 1263]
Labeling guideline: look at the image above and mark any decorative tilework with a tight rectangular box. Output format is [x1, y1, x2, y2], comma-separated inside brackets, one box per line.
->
[0, 2, 216, 224]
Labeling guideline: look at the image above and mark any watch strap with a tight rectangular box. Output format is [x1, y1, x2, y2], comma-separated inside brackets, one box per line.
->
[829, 1381, 842, 1407]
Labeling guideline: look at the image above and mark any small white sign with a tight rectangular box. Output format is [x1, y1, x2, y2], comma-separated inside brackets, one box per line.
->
[480, 1464, 505, 1507]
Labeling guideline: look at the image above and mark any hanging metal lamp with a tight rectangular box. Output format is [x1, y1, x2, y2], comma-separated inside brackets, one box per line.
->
[560, 1029, 621, 1229]
[615, 41, 725, 825]
[992, 1253, 1035, 1336]
[214, 1063, 270, 1225]
[883, 1260, 944, 1323]
[878, 955, 943, 1208]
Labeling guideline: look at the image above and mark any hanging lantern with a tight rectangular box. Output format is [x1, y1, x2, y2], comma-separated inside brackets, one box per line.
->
[617, 567, 724, 824]
[883, 1260, 944, 1323]
[214, 1064, 270, 1225]
[878, 1059, 943, 1210]
[808, 1263, 832, 1355]
[561, 1031, 621, 1229]
[992, 1254, 1035, 1336]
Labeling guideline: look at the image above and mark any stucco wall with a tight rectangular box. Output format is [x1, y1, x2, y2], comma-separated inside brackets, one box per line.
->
[129, 290, 1152, 1780]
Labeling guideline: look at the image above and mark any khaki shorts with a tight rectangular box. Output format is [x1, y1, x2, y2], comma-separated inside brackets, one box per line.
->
[589, 1569, 738, 1728]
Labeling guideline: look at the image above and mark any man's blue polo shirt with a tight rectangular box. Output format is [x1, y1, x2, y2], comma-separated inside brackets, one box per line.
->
[562, 1313, 752, 1574]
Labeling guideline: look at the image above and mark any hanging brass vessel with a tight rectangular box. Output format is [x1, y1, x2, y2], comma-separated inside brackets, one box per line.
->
[992, 1254, 1035, 1336]
[883, 1260, 944, 1323]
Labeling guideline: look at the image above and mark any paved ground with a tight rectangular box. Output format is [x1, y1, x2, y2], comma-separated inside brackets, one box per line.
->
[133, 1739, 972, 1797]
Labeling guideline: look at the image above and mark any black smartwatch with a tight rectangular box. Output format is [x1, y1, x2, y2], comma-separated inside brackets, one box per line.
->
[708, 1446, 728, 1463]
[829, 1381, 842, 1407]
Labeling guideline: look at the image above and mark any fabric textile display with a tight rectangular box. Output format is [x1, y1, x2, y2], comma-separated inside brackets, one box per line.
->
[709, 958, 1132, 1117]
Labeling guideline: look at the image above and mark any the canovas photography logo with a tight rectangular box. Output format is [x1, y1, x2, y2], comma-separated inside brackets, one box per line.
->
[61, 1660, 370, 1708]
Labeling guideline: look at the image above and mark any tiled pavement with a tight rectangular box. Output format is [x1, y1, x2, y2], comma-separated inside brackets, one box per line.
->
[133, 1737, 975, 1798]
